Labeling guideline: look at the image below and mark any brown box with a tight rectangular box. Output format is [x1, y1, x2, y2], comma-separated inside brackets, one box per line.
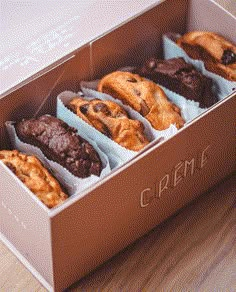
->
[0, 0, 235, 291]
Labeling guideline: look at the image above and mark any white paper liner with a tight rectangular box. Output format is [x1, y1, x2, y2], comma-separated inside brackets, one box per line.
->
[57, 90, 156, 169]
[159, 86, 207, 122]
[80, 80, 179, 140]
[163, 33, 236, 100]
[5, 120, 111, 198]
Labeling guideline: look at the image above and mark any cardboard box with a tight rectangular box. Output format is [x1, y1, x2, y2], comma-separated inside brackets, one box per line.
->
[0, 0, 235, 291]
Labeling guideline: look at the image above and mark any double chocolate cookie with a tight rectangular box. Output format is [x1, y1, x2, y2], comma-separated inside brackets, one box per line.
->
[98, 71, 184, 130]
[136, 57, 217, 107]
[68, 97, 149, 151]
[16, 115, 102, 178]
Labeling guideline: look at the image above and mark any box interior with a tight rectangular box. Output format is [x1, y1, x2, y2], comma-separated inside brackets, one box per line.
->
[0, 0, 235, 209]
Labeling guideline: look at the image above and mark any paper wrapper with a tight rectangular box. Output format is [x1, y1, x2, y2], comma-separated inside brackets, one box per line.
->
[163, 33, 236, 100]
[57, 90, 160, 169]
[159, 86, 207, 122]
[5, 121, 111, 198]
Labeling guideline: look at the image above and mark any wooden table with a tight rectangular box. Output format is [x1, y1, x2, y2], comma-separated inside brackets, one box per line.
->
[1, 174, 235, 291]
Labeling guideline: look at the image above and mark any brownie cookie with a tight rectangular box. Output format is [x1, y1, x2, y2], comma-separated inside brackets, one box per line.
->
[136, 57, 217, 107]
[0, 150, 68, 208]
[177, 31, 236, 81]
[16, 115, 102, 178]
[68, 97, 149, 151]
[98, 71, 184, 130]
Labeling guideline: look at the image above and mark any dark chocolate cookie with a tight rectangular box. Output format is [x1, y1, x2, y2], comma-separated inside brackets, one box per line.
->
[16, 115, 102, 178]
[136, 57, 218, 108]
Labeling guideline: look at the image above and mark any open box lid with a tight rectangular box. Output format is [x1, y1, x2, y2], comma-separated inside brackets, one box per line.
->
[0, 0, 164, 97]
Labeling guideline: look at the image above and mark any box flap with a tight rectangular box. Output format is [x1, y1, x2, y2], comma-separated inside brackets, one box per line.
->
[0, 0, 164, 97]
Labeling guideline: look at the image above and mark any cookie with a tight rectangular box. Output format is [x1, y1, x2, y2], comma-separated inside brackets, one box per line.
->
[16, 115, 102, 178]
[136, 57, 218, 108]
[68, 97, 149, 151]
[0, 150, 68, 208]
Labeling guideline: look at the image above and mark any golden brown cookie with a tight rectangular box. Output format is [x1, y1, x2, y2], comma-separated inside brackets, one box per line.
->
[0, 150, 68, 208]
[68, 97, 149, 151]
[177, 31, 236, 81]
[98, 71, 184, 130]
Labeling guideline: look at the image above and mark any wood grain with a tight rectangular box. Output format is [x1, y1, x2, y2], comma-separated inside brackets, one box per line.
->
[1, 174, 235, 291]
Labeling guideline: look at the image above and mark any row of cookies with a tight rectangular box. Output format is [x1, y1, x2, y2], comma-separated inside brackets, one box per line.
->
[1, 31, 234, 209]
[3, 75, 175, 208]
[2, 69, 183, 208]
[58, 54, 212, 167]
[55, 33, 231, 169]
[1, 66, 188, 209]
[57, 72, 188, 170]
[59, 31, 235, 173]
[76, 31, 235, 151]
[1, 115, 110, 208]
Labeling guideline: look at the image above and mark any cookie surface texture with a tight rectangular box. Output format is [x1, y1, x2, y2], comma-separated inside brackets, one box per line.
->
[16, 115, 102, 178]
[0, 150, 68, 208]
[68, 97, 149, 151]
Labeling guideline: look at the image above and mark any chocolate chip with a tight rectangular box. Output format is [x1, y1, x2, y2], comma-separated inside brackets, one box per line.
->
[5, 162, 17, 174]
[140, 100, 150, 116]
[134, 88, 141, 96]
[93, 103, 111, 115]
[101, 124, 112, 138]
[127, 78, 138, 83]
[115, 111, 127, 118]
[80, 104, 89, 115]
[221, 49, 236, 65]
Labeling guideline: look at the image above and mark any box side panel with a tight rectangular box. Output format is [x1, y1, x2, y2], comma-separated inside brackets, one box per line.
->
[188, 0, 236, 42]
[91, 0, 188, 79]
[0, 165, 53, 286]
[51, 95, 235, 291]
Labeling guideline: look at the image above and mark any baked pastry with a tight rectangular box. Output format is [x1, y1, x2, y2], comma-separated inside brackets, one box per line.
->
[15, 115, 102, 178]
[136, 57, 217, 108]
[177, 31, 236, 81]
[0, 150, 68, 208]
[98, 71, 184, 130]
[68, 97, 149, 151]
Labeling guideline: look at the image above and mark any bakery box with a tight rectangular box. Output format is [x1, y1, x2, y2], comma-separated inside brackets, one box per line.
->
[0, 0, 235, 291]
